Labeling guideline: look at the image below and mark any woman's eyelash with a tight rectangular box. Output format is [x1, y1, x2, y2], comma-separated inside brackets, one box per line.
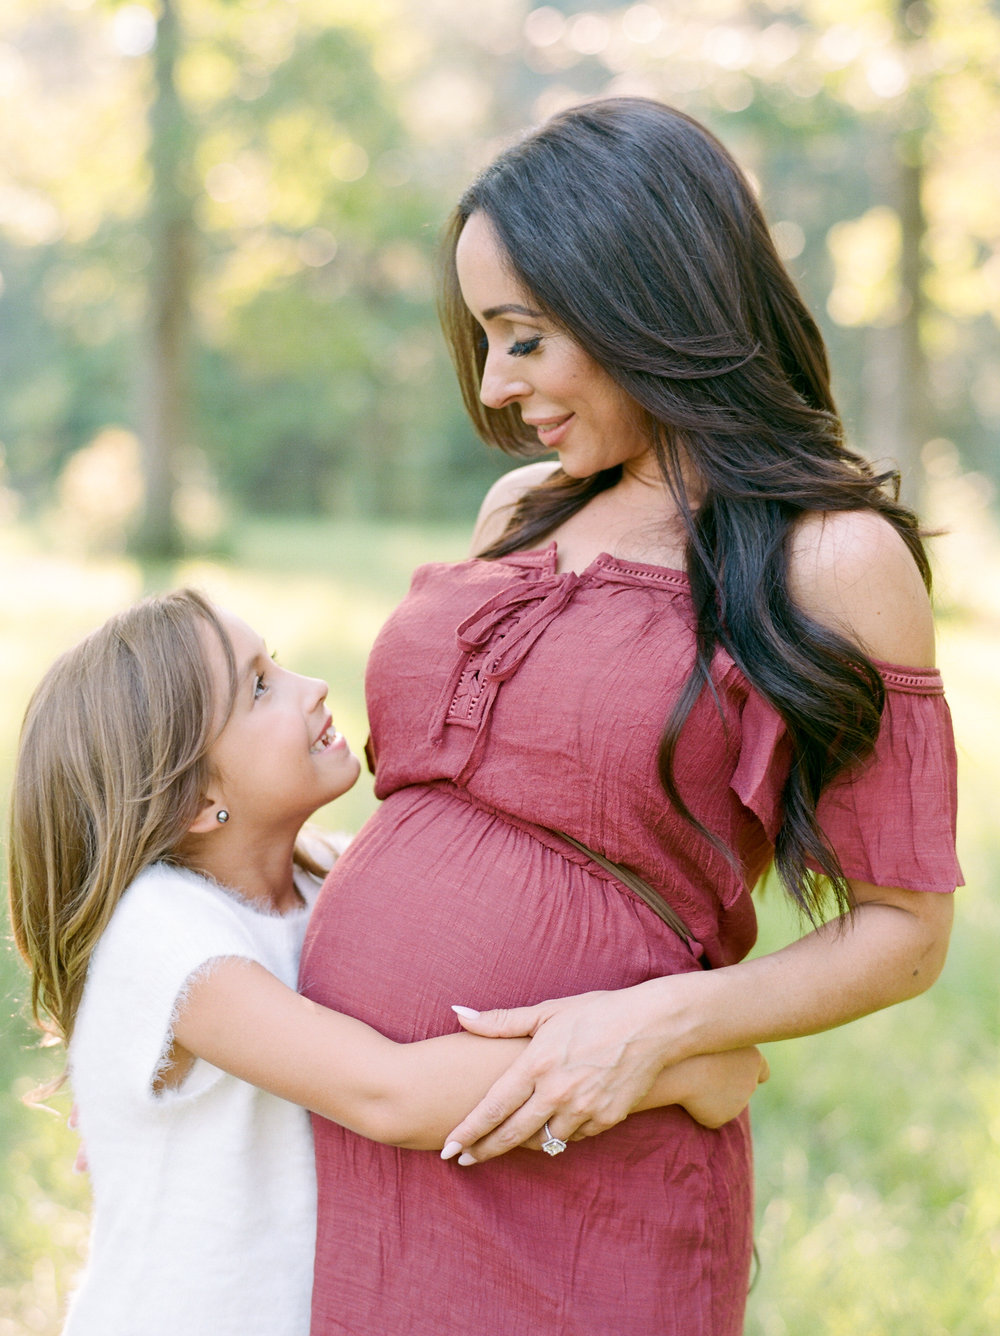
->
[508, 336, 541, 357]
[476, 332, 542, 357]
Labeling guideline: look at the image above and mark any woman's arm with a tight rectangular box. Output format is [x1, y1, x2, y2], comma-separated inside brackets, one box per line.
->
[438, 512, 956, 1160]
[444, 880, 951, 1158]
[169, 960, 768, 1149]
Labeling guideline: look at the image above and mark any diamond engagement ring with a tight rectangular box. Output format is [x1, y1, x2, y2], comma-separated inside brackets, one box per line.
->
[541, 1122, 567, 1156]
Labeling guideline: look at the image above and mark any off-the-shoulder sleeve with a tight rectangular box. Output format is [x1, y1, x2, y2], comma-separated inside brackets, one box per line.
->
[731, 664, 962, 894]
[72, 864, 265, 1108]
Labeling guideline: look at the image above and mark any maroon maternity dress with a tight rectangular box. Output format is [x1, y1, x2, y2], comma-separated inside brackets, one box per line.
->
[299, 543, 960, 1336]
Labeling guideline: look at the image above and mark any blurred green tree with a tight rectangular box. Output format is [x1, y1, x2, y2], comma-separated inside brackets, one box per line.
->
[0, 0, 997, 537]
[141, 0, 192, 556]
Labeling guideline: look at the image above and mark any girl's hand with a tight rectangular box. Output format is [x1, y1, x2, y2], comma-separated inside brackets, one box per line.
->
[669, 1047, 769, 1129]
[503, 1047, 768, 1156]
[446, 986, 684, 1162]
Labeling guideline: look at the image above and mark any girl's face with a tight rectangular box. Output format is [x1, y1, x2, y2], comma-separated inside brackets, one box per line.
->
[202, 610, 361, 835]
[454, 211, 654, 479]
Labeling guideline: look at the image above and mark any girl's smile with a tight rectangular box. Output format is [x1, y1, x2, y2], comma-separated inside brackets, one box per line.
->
[310, 716, 348, 754]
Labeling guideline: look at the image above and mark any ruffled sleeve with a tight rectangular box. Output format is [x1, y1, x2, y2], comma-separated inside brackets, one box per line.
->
[72, 863, 267, 1108]
[731, 664, 962, 894]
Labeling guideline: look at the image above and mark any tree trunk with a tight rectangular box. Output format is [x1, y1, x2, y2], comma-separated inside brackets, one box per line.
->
[893, 0, 933, 507]
[137, 0, 193, 558]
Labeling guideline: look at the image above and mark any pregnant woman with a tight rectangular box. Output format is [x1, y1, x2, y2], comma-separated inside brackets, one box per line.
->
[298, 97, 960, 1335]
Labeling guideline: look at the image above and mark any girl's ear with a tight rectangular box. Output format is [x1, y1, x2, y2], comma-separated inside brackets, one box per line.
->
[188, 797, 227, 835]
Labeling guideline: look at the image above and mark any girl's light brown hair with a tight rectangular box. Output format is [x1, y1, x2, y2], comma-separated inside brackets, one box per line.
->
[7, 589, 238, 1048]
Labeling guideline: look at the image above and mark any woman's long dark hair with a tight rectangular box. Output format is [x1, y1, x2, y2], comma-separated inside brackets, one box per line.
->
[438, 97, 930, 921]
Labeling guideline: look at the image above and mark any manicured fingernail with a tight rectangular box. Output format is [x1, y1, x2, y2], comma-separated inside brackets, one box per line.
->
[457, 1153, 477, 1166]
[441, 1141, 463, 1160]
[451, 1005, 481, 1018]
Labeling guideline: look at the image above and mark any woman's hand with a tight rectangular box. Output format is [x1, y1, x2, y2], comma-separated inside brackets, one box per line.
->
[444, 872, 954, 1163]
[444, 985, 687, 1162]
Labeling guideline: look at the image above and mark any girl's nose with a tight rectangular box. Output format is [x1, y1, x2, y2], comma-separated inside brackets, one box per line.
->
[304, 674, 328, 707]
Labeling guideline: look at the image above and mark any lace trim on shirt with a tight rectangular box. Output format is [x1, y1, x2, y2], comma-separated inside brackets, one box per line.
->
[590, 553, 688, 589]
[433, 546, 691, 776]
[445, 611, 523, 730]
[876, 664, 945, 695]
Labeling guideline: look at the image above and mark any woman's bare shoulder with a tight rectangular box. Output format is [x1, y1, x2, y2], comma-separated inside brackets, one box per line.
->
[787, 509, 935, 668]
[470, 460, 560, 554]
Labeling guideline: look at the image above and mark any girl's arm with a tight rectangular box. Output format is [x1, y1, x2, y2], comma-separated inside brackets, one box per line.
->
[169, 959, 767, 1149]
[632, 1044, 768, 1130]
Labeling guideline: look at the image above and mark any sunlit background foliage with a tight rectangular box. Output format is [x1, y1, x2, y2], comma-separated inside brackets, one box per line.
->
[1, 0, 999, 1331]
[2, 0, 999, 543]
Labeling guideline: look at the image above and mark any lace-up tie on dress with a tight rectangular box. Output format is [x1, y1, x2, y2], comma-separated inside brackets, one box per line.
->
[430, 568, 582, 782]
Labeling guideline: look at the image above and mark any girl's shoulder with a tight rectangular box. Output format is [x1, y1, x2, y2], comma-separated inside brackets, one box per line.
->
[78, 864, 260, 1033]
[786, 509, 935, 668]
[103, 863, 249, 948]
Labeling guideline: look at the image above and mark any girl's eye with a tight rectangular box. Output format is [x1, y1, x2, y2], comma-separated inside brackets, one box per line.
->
[252, 650, 279, 701]
[508, 336, 542, 357]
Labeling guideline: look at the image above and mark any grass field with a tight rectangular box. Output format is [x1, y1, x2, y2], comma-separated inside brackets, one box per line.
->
[2, 510, 998, 1334]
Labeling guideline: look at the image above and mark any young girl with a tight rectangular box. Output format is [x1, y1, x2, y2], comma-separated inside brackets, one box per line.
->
[8, 588, 767, 1336]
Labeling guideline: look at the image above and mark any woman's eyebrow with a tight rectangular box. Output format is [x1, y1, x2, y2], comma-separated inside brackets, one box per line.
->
[481, 303, 544, 320]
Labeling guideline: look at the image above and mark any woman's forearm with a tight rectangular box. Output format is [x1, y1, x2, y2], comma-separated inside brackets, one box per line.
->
[641, 887, 954, 1064]
[441, 882, 953, 1159]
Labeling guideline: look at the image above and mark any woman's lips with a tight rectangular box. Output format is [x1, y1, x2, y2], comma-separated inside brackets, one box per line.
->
[528, 414, 574, 448]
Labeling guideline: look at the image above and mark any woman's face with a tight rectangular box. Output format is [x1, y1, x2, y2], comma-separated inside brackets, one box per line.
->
[454, 211, 654, 479]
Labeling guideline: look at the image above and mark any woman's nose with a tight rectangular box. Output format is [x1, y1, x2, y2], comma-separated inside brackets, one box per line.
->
[479, 349, 531, 410]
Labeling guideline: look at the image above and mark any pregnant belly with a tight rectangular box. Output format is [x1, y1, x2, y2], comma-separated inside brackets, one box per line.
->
[298, 784, 700, 1042]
